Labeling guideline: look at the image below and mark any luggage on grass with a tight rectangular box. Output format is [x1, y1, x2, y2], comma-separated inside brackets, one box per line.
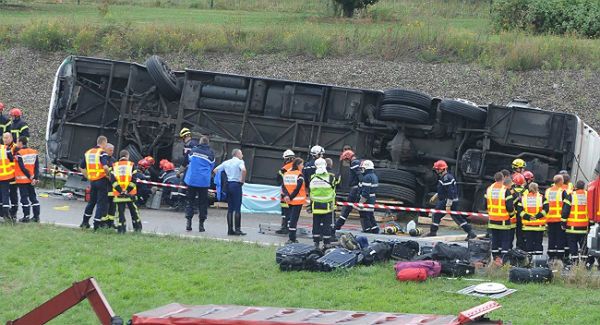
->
[394, 261, 441, 278]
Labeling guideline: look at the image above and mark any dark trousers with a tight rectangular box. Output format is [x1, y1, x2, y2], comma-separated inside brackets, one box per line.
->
[524, 230, 544, 255]
[9, 183, 18, 216]
[18, 184, 40, 219]
[105, 195, 116, 225]
[566, 233, 586, 258]
[358, 197, 379, 233]
[431, 201, 472, 234]
[336, 186, 359, 229]
[185, 186, 208, 221]
[0, 181, 10, 217]
[515, 216, 526, 250]
[313, 212, 332, 244]
[287, 204, 303, 241]
[490, 228, 511, 257]
[227, 182, 242, 214]
[83, 178, 109, 227]
[116, 201, 141, 233]
[547, 222, 566, 259]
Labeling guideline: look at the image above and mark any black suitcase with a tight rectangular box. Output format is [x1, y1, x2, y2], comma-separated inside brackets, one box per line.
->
[276, 243, 316, 264]
[317, 248, 359, 272]
[391, 240, 420, 261]
[468, 239, 491, 264]
[440, 259, 475, 276]
[432, 242, 470, 261]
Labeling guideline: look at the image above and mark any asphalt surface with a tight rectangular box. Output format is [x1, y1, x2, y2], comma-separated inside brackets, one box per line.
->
[7, 191, 480, 247]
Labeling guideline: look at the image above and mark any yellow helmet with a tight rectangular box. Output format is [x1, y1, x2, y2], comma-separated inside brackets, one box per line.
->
[179, 127, 191, 138]
[512, 158, 526, 170]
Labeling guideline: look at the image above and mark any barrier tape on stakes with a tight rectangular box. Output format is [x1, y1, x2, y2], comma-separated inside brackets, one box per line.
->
[43, 167, 488, 217]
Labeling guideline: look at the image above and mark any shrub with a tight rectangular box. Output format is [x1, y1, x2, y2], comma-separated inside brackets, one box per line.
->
[19, 21, 72, 51]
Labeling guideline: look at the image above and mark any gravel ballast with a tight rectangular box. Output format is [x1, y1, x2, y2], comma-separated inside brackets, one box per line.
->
[1, 47, 599, 153]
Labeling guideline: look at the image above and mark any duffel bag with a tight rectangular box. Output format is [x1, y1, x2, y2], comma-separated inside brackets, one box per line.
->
[440, 259, 475, 276]
[468, 239, 491, 264]
[276, 243, 316, 264]
[396, 268, 428, 282]
[504, 248, 531, 267]
[361, 241, 392, 266]
[391, 240, 420, 261]
[394, 261, 441, 278]
[279, 256, 307, 271]
[531, 255, 549, 268]
[432, 242, 469, 261]
[413, 253, 433, 261]
[509, 267, 553, 283]
[317, 248, 359, 272]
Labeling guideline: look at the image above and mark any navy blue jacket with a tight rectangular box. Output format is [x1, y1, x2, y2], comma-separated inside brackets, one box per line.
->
[184, 144, 215, 188]
[182, 138, 200, 160]
[360, 170, 378, 200]
[437, 172, 458, 203]
[348, 159, 363, 187]
[302, 159, 316, 192]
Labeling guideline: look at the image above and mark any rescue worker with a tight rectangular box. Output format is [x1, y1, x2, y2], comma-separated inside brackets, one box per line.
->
[111, 149, 141, 233]
[561, 180, 591, 266]
[180, 127, 199, 158]
[2, 132, 18, 219]
[334, 150, 361, 230]
[183, 136, 214, 232]
[0, 137, 15, 221]
[159, 159, 182, 208]
[585, 162, 600, 270]
[560, 170, 574, 194]
[310, 158, 339, 249]
[303, 145, 325, 196]
[281, 158, 306, 243]
[0, 103, 11, 139]
[523, 171, 535, 186]
[8, 108, 29, 142]
[101, 143, 117, 228]
[510, 173, 528, 250]
[133, 158, 152, 206]
[214, 148, 247, 236]
[519, 182, 549, 255]
[501, 169, 511, 180]
[358, 159, 379, 233]
[325, 157, 341, 239]
[14, 136, 40, 223]
[79, 135, 111, 229]
[512, 158, 526, 175]
[485, 172, 514, 260]
[545, 175, 566, 261]
[426, 160, 477, 239]
[276, 149, 295, 235]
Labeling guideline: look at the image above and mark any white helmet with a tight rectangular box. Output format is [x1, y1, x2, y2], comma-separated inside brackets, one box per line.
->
[315, 158, 327, 170]
[310, 145, 325, 157]
[282, 149, 295, 159]
[360, 160, 374, 170]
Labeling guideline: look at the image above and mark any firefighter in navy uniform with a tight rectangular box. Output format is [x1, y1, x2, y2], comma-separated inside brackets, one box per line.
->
[561, 180, 591, 267]
[358, 160, 379, 233]
[159, 159, 183, 208]
[180, 127, 199, 158]
[111, 150, 141, 233]
[14, 136, 40, 223]
[133, 158, 152, 206]
[303, 145, 324, 202]
[334, 150, 362, 230]
[310, 158, 339, 249]
[519, 182, 549, 255]
[485, 172, 514, 260]
[544, 174, 566, 261]
[2, 132, 19, 219]
[0, 103, 11, 139]
[426, 160, 477, 239]
[8, 108, 29, 142]
[101, 143, 117, 228]
[276, 149, 295, 234]
[510, 173, 528, 249]
[79, 136, 111, 229]
[0, 139, 15, 221]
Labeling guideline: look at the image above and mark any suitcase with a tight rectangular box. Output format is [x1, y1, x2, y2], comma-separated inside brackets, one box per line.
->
[468, 239, 491, 264]
[317, 248, 359, 272]
[440, 260, 475, 276]
[391, 240, 420, 261]
[509, 267, 553, 283]
[276, 243, 316, 264]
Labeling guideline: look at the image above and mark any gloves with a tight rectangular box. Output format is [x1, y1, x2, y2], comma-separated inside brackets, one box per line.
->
[561, 222, 567, 231]
[535, 212, 544, 220]
[522, 213, 531, 221]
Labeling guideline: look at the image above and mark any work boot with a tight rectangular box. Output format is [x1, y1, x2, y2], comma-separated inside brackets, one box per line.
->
[423, 231, 437, 237]
[314, 241, 321, 250]
[226, 212, 235, 235]
[117, 225, 126, 234]
[275, 217, 289, 234]
[80, 215, 91, 229]
[286, 239, 299, 244]
[19, 216, 31, 223]
[199, 219, 206, 232]
[234, 212, 246, 236]
[465, 232, 478, 241]
[133, 220, 142, 232]
[32, 216, 39, 223]
[185, 217, 192, 231]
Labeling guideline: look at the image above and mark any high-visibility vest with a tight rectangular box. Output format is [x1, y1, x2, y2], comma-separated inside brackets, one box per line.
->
[279, 161, 293, 208]
[310, 173, 336, 214]
[14, 147, 37, 184]
[0, 145, 14, 181]
[282, 169, 306, 206]
[544, 186, 564, 223]
[84, 148, 107, 181]
[112, 160, 137, 197]
[566, 189, 589, 234]
[486, 182, 510, 229]
[521, 192, 546, 231]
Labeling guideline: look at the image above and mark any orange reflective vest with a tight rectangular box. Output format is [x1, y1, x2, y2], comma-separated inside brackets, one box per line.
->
[566, 189, 589, 234]
[84, 148, 107, 181]
[280, 161, 293, 208]
[486, 182, 510, 229]
[282, 169, 306, 206]
[521, 192, 546, 231]
[15, 147, 37, 184]
[544, 186, 564, 223]
[112, 160, 137, 197]
[0, 145, 14, 181]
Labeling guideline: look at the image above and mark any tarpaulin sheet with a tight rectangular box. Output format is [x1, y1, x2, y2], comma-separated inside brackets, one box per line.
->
[241, 183, 280, 214]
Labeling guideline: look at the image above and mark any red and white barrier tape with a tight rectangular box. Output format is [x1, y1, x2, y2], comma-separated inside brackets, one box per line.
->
[44, 167, 487, 217]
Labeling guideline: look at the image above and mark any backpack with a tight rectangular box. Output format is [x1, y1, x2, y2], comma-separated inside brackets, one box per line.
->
[391, 240, 420, 261]
[504, 248, 531, 267]
[339, 233, 361, 251]
[360, 241, 392, 266]
[468, 239, 491, 265]
[394, 261, 441, 278]
[396, 268, 428, 282]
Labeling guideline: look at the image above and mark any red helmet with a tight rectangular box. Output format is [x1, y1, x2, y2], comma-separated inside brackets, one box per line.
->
[144, 156, 155, 166]
[432, 160, 448, 171]
[512, 173, 526, 186]
[159, 159, 174, 171]
[137, 158, 151, 170]
[340, 150, 355, 161]
[0, 103, 4, 111]
[522, 171, 534, 182]
[9, 108, 22, 118]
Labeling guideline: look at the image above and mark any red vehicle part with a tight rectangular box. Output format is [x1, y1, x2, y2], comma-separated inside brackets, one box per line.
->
[131, 302, 502, 325]
[6, 278, 118, 325]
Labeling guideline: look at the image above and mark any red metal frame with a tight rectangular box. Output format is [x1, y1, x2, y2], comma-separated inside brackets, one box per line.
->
[7, 278, 116, 325]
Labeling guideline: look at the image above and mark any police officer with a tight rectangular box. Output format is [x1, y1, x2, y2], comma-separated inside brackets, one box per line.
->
[519, 182, 549, 255]
[561, 180, 591, 266]
[0, 103, 11, 138]
[426, 160, 477, 239]
[310, 158, 339, 249]
[2, 132, 18, 219]
[510, 173, 528, 249]
[133, 158, 152, 206]
[14, 136, 40, 223]
[111, 149, 141, 233]
[334, 150, 361, 231]
[214, 149, 248, 236]
[79, 135, 111, 229]
[485, 172, 514, 260]
[545, 174, 566, 261]
[183, 136, 214, 232]
[276, 149, 295, 235]
[0, 136, 15, 221]
[101, 143, 117, 228]
[281, 158, 305, 243]
[358, 160, 379, 233]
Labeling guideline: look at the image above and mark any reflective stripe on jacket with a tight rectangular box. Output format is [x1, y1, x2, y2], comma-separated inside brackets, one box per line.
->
[283, 170, 306, 206]
[486, 182, 510, 229]
[566, 189, 589, 234]
[85, 148, 107, 181]
[545, 186, 564, 223]
[15, 147, 37, 184]
[0, 144, 14, 181]
[521, 193, 546, 231]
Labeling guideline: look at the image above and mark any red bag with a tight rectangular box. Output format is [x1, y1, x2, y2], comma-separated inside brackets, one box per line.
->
[394, 261, 441, 278]
[396, 268, 428, 282]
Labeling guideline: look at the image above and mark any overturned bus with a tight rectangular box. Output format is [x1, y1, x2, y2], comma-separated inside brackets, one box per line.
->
[46, 55, 600, 213]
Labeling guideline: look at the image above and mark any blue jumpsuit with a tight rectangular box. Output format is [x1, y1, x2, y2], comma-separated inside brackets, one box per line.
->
[335, 159, 362, 230]
[431, 172, 474, 236]
[359, 169, 379, 233]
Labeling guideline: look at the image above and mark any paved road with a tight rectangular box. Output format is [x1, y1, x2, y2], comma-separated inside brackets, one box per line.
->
[7, 191, 481, 247]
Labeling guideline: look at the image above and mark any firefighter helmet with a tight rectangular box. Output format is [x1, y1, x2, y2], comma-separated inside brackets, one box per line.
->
[523, 170, 534, 182]
[512, 158, 526, 170]
[512, 173, 526, 186]
[9, 108, 22, 118]
[179, 127, 191, 138]
[340, 150, 355, 161]
[432, 160, 448, 171]
[282, 149, 295, 159]
[310, 145, 325, 157]
[137, 158, 151, 170]
[360, 160, 374, 170]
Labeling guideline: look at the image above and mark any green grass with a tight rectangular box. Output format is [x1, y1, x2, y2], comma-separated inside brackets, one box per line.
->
[2, 225, 600, 324]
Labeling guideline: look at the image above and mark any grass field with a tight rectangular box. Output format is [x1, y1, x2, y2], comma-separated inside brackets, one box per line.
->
[0, 0, 599, 70]
[2, 224, 600, 324]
